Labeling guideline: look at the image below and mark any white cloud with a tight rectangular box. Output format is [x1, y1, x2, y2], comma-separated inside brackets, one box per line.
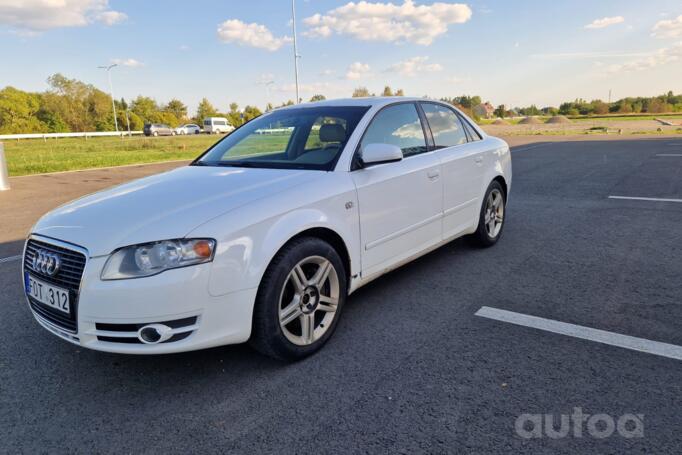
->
[257, 73, 275, 84]
[95, 10, 127, 26]
[345, 62, 371, 80]
[303, 0, 473, 45]
[319, 69, 335, 76]
[0, 0, 126, 32]
[584, 16, 625, 29]
[217, 19, 291, 51]
[111, 58, 143, 67]
[605, 42, 682, 73]
[385, 56, 442, 76]
[179, 45, 190, 51]
[652, 14, 682, 38]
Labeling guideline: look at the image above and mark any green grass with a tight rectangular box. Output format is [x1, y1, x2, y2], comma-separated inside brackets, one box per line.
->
[2, 131, 322, 176]
[570, 114, 682, 122]
[3, 135, 222, 176]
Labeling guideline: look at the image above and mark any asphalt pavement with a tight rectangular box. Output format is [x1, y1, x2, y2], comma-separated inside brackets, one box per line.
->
[1, 138, 681, 453]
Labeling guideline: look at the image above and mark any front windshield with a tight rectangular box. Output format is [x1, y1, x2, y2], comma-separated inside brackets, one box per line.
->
[196, 106, 370, 170]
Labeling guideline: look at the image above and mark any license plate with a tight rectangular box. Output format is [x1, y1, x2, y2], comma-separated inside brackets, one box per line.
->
[25, 273, 70, 314]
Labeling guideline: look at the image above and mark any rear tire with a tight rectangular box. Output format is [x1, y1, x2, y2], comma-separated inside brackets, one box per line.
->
[469, 180, 506, 247]
[250, 237, 347, 361]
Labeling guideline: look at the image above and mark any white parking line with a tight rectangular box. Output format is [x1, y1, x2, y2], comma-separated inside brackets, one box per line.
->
[608, 195, 682, 203]
[656, 154, 682, 157]
[0, 255, 21, 264]
[475, 306, 682, 361]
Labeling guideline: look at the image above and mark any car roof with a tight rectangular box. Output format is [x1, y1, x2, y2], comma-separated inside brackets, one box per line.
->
[278, 96, 433, 110]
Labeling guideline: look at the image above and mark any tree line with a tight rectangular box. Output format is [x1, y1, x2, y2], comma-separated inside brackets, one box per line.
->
[1, 74, 680, 134]
[0, 74, 267, 135]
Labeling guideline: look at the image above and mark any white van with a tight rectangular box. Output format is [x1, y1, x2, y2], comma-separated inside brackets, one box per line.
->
[203, 117, 234, 134]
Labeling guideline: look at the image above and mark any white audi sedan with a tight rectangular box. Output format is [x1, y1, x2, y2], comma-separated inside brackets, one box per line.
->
[23, 97, 511, 360]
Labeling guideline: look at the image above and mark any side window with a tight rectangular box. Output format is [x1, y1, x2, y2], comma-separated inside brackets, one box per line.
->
[461, 117, 482, 141]
[305, 117, 348, 151]
[421, 103, 467, 148]
[360, 103, 427, 158]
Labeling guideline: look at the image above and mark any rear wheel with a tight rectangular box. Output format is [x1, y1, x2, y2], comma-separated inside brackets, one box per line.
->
[250, 237, 347, 361]
[469, 181, 506, 247]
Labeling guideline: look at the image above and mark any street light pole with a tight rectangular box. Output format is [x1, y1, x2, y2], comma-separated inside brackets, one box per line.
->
[98, 64, 119, 132]
[291, 0, 300, 103]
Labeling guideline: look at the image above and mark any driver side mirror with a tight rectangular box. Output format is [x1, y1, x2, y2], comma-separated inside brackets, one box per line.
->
[359, 143, 403, 167]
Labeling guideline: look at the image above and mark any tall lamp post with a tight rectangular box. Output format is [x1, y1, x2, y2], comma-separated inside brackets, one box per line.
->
[258, 79, 275, 103]
[291, 0, 300, 103]
[98, 63, 119, 132]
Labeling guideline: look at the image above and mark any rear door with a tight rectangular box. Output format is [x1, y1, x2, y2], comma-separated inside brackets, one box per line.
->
[420, 102, 485, 239]
[351, 102, 443, 278]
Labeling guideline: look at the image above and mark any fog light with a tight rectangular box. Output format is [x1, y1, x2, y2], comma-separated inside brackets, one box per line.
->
[137, 324, 172, 344]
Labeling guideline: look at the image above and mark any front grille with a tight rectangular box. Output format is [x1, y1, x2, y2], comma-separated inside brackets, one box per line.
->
[24, 238, 87, 333]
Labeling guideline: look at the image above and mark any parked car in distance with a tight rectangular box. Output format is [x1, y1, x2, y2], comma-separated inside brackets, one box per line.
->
[143, 123, 174, 137]
[23, 97, 511, 361]
[203, 117, 234, 134]
[175, 124, 201, 135]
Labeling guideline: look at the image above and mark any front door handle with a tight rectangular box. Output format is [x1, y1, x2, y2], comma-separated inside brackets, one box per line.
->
[427, 170, 440, 180]
[475, 156, 483, 164]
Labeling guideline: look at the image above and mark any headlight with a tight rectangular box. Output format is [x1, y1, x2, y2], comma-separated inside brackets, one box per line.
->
[101, 238, 215, 280]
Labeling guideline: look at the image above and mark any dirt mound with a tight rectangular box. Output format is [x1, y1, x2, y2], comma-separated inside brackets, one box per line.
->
[518, 116, 542, 125]
[546, 115, 571, 124]
[492, 119, 509, 125]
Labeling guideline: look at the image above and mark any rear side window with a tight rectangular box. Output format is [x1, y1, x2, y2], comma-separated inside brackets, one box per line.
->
[421, 103, 467, 149]
[461, 117, 482, 141]
[360, 103, 427, 158]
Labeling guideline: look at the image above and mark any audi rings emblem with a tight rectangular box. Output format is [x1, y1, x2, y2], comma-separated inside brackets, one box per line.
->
[32, 250, 61, 277]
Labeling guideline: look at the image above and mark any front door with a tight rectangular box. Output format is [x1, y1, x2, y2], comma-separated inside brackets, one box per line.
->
[351, 103, 443, 278]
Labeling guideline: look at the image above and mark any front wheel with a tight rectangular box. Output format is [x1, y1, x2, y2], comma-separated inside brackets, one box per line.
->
[469, 181, 506, 247]
[250, 237, 347, 361]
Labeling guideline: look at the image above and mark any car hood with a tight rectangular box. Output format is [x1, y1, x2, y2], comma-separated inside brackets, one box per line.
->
[33, 165, 315, 256]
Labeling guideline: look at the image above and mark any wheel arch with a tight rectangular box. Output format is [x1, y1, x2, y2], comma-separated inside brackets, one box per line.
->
[492, 175, 508, 200]
[269, 226, 352, 286]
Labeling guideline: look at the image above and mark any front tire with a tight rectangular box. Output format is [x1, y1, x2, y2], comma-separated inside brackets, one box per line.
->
[250, 237, 347, 361]
[469, 180, 506, 247]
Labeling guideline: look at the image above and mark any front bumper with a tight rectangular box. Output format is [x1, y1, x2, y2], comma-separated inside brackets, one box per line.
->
[24, 237, 257, 354]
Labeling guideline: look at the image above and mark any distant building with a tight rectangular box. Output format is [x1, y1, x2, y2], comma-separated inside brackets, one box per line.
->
[473, 102, 495, 119]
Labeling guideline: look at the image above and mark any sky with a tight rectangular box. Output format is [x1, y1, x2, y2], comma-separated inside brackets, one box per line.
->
[1, 0, 681, 114]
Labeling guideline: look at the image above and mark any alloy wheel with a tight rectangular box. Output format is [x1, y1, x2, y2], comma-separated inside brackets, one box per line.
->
[484, 188, 504, 238]
[278, 256, 340, 346]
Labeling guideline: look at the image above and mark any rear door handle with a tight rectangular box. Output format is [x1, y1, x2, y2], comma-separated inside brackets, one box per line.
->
[427, 170, 440, 180]
[475, 156, 483, 164]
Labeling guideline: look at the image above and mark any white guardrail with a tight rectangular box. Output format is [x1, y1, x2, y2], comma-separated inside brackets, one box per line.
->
[0, 142, 9, 191]
[0, 131, 143, 140]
